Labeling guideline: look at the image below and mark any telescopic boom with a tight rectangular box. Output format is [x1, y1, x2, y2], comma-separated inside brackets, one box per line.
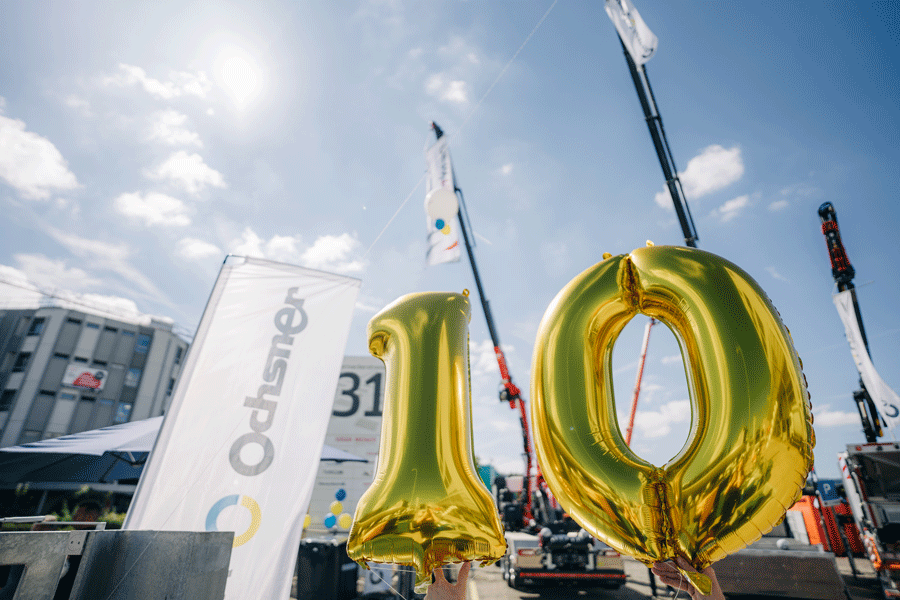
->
[432, 122, 537, 526]
[818, 202, 882, 441]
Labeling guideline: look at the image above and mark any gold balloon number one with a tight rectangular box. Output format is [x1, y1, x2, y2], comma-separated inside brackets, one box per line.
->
[531, 245, 814, 593]
[347, 292, 506, 592]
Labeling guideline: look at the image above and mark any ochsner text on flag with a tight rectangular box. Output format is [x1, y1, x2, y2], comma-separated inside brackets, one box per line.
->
[124, 256, 360, 600]
[424, 137, 461, 266]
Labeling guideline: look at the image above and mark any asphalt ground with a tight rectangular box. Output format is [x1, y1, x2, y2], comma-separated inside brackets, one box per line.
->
[292, 555, 885, 600]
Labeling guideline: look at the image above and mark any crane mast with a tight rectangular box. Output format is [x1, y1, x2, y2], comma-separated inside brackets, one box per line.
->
[818, 202, 882, 441]
[432, 122, 538, 527]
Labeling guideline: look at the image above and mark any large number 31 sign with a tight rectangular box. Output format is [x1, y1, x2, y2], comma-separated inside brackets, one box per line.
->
[348, 245, 814, 594]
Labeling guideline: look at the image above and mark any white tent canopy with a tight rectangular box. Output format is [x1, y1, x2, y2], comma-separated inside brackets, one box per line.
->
[0, 416, 366, 487]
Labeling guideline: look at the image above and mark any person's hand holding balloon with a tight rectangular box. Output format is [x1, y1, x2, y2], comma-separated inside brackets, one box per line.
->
[653, 557, 724, 600]
[424, 563, 471, 600]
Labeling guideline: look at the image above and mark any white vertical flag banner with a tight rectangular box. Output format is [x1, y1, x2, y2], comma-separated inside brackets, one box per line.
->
[424, 137, 461, 266]
[834, 289, 900, 432]
[605, 0, 658, 65]
[124, 256, 361, 600]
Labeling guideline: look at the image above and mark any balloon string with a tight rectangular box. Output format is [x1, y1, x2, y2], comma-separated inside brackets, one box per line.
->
[367, 566, 410, 600]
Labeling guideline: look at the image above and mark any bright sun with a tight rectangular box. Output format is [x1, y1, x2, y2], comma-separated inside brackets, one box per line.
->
[214, 44, 263, 111]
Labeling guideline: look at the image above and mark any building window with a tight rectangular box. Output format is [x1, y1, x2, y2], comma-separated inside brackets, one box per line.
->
[53, 353, 69, 359]
[93, 360, 107, 367]
[174, 346, 183, 365]
[0, 390, 16, 411]
[135, 334, 151, 354]
[73, 357, 88, 363]
[86, 322, 100, 329]
[67, 318, 82, 325]
[104, 326, 118, 333]
[27, 318, 45, 336]
[125, 368, 142, 388]
[166, 378, 175, 395]
[12, 353, 31, 373]
[114, 403, 133, 423]
[58, 392, 77, 402]
[122, 330, 135, 338]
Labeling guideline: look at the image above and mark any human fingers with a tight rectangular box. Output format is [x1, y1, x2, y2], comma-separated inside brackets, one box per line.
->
[651, 560, 679, 578]
[456, 562, 471, 586]
[676, 556, 700, 573]
[652, 571, 692, 593]
[433, 566, 448, 584]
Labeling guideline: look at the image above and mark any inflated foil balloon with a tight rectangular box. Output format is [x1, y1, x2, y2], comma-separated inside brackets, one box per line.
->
[531, 245, 814, 594]
[347, 291, 506, 592]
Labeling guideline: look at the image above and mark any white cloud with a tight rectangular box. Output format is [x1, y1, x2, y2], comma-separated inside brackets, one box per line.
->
[814, 404, 860, 427]
[499, 163, 514, 176]
[12, 254, 100, 290]
[105, 63, 212, 100]
[44, 227, 163, 298]
[766, 266, 789, 282]
[439, 36, 480, 65]
[0, 106, 79, 199]
[54, 197, 80, 219]
[425, 73, 469, 105]
[301, 233, 365, 274]
[178, 238, 222, 261]
[63, 95, 93, 117]
[661, 354, 682, 365]
[655, 145, 744, 208]
[230, 229, 304, 264]
[114, 191, 191, 227]
[229, 228, 365, 275]
[711, 194, 750, 222]
[630, 399, 691, 439]
[0, 260, 167, 326]
[779, 182, 820, 200]
[147, 110, 202, 147]
[769, 199, 789, 211]
[471, 338, 503, 378]
[145, 151, 226, 194]
[230, 227, 267, 258]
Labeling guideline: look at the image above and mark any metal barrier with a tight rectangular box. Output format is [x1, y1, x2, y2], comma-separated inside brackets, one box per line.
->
[0, 530, 232, 600]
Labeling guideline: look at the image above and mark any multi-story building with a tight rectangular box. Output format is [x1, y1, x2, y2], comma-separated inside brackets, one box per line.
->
[0, 306, 189, 447]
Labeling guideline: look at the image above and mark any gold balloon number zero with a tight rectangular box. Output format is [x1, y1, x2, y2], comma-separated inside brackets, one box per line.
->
[530, 246, 814, 583]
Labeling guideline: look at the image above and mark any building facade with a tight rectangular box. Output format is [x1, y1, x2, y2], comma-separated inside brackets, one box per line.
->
[0, 307, 189, 447]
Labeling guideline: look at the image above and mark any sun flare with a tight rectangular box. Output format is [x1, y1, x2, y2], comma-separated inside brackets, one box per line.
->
[214, 44, 263, 110]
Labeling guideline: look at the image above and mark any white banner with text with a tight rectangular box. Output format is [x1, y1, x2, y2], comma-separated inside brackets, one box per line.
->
[125, 256, 360, 600]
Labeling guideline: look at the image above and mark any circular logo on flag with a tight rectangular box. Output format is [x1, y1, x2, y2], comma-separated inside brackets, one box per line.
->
[205, 494, 262, 547]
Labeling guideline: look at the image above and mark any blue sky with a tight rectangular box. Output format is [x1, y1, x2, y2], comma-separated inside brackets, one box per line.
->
[0, 1, 898, 478]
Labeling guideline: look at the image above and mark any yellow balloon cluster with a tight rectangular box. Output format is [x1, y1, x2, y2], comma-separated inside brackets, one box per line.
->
[346, 292, 506, 592]
[531, 245, 814, 593]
